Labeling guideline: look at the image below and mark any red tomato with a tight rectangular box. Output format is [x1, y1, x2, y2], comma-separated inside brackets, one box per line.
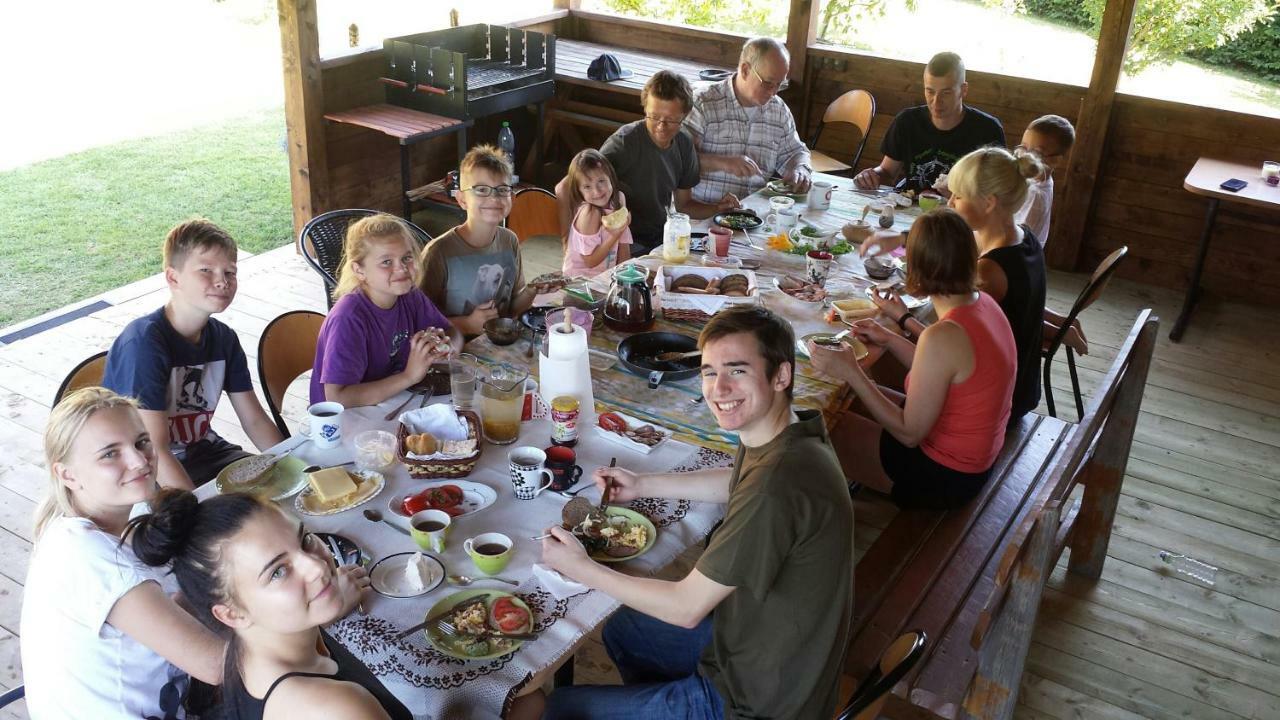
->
[401, 491, 431, 516]
[489, 598, 530, 634]
[598, 412, 628, 433]
[442, 505, 466, 517]
[439, 485, 464, 505]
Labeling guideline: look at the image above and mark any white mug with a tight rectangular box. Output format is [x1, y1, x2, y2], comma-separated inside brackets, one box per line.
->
[508, 447, 553, 500]
[808, 181, 833, 211]
[306, 401, 344, 449]
[767, 208, 799, 229]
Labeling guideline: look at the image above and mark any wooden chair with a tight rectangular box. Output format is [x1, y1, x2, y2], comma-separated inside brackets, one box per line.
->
[506, 188, 561, 243]
[809, 90, 876, 175]
[257, 310, 325, 438]
[836, 631, 927, 720]
[53, 351, 108, 406]
[1042, 246, 1128, 419]
[299, 209, 433, 309]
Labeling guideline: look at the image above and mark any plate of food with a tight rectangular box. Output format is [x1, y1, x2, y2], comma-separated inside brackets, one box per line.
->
[774, 275, 829, 304]
[802, 332, 870, 361]
[713, 210, 763, 231]
[389, 480, 498, 521]
[529, 271, 574, 292]
[562, 497, 657, 563]
[370, 551, 445, 598]
[763, 179, 807, 200]
[294, 469, 386, 516]
[426, 591, 534, 660]
[595, 411, 672, 454]
[409, 363, 452, 397]
[865, 283, 928, 310]
[216, 454, 309, 501]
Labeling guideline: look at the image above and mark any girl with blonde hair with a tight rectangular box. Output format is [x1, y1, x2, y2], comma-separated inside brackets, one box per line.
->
[21, 387, 226, 718]
[310, 213, 462, 407]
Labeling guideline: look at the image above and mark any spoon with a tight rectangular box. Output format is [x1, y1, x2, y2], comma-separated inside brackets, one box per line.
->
[655, 349, 701, 363]
[362, 508, 411, 537]
[448, 574, 519, 587]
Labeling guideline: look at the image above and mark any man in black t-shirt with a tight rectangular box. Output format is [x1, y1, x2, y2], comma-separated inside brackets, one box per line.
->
[854, 52, 1006, 194]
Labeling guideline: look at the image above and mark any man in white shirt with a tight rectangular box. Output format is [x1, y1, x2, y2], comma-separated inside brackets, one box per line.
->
[685, 37, 813, 204]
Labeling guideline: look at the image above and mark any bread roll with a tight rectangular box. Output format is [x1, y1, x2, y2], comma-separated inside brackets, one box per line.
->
[601, 207, 630, 230]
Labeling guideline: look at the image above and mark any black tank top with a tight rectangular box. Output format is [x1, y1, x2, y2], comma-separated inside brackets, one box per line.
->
[982, 226, 1046, 420]
[223, 631, 412, 720]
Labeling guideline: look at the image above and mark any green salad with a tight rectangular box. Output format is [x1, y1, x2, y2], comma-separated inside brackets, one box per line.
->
[784, 240, 853, 256]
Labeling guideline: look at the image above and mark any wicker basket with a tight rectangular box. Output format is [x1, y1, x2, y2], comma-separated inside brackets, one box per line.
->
[396, 410, 482, 478]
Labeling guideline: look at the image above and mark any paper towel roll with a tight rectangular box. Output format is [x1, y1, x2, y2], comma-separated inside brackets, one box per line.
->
[547, 322, 587, 361]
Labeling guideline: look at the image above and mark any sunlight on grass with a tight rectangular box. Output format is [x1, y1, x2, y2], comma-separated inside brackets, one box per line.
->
[0, 108, 292, 328]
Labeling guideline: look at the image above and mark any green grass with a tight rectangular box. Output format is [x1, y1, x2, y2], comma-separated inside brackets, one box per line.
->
[0, 108, 293, 328]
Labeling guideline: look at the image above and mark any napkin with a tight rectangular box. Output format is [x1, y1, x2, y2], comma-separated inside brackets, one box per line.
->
[531, 563, 590, 600]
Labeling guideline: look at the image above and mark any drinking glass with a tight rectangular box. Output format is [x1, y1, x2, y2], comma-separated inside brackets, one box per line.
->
[449, 353, 478, 410]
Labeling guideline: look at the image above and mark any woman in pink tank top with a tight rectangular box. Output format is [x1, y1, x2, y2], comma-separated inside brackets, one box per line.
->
[808, 208, 1017, 509]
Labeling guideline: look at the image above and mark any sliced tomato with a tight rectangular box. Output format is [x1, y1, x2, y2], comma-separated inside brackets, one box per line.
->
[438, 485, 465, 506]
[442, 505, 466, 517]
[598, 412, 628, 433]
[489, 598, 530, 634]
[402, 492, 431, 516]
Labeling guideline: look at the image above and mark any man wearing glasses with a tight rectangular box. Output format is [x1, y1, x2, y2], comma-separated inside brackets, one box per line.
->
[854, 52, 1006, 194]
[684, 37, 813, 204]
[555, 71, 739, 254]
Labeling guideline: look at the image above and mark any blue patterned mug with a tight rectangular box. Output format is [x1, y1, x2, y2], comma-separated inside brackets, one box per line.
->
[306, 401, 344, 449]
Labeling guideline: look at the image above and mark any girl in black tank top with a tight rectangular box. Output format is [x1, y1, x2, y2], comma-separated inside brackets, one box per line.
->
[128, 490, 408, 720]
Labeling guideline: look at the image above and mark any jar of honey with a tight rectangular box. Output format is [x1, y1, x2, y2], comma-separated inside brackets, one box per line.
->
[550, 395, 580, 447]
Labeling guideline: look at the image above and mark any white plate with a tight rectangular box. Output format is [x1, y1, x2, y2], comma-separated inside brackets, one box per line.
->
[388, 479, 499, 521]
[772, 276, 827, 304]
[595, 411, 672, 455]
[294, 470, 386, 516]
[865, 284, 928, 310]
[369, 551, 445, 598]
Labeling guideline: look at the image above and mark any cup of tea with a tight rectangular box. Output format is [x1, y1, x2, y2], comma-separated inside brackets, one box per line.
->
[544, 445, 584, 492]
[806, 250, 834, 287]
[709, 226, 732, 258]
[464, 532, 513, 575]
[305, 401, 344, 449]
[808, 181, 833, 211]
[508, 447, 553, 500]
[410, 509, 451, 553]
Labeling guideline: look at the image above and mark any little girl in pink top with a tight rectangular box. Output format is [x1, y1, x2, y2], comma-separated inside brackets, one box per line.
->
[561, 149, 633, 277]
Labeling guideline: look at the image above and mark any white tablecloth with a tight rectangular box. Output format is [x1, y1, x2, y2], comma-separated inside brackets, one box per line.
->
[197, 400, 731, 719]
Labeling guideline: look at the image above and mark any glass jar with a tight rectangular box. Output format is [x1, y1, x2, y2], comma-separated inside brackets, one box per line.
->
[663, 212, 691, 263]
[550, 395, 580, 447]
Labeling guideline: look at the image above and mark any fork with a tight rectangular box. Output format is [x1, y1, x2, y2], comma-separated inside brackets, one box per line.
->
[384, 388, 425, 421]
[437, 621, 539, 642]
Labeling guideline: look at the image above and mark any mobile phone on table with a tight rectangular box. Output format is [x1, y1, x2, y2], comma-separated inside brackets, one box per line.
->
[1220, 178, 1248, 192]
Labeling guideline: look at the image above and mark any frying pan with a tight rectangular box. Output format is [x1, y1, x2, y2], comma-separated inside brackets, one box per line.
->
[617, 332, 701, 389]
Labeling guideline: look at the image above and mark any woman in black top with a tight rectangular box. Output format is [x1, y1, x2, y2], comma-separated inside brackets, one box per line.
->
[129, 490, 411, 720]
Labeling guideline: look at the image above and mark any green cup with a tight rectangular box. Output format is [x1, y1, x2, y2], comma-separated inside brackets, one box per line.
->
[918, 193, 942, 212]
[410, 509, 451, 553]
[464, 532, 513, 575]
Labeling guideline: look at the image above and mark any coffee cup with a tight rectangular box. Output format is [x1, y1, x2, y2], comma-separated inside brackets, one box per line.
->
[508, 447, 553, 500]
[808, 181, 833, 211]
[464, 532, 513, 575]
[544, 445, 584, 492]
[806, 250, 834, 287]
[769, 195, 796, 213]
[410, 509, 451, 553]
[305, 401, 344, 449]
[766, 208, 799, 230]
[918, 192, 943, 212]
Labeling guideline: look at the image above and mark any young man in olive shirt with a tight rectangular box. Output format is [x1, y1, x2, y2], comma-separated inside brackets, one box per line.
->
[541, 306, 854, 719]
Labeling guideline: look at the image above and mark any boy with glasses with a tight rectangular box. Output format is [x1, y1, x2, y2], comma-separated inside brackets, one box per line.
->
[685, 37, 813, 204]
[1014, 114, 1075, 247]
[556, 70, 737, 254]
[420, 145, 558, 336]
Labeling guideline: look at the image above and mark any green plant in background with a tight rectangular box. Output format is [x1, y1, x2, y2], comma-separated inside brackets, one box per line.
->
[603, 0, 784, 36]
[818, 0, 913, 43]
[1080, 0, 1278, 73]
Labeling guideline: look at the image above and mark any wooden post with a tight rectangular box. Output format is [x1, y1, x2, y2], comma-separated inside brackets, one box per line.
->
[278, 0, 329, 242]
[961, 503, 1061, 720]
[1047, 0, 1139, 271]
[785, 0, 819, 81]
[1068, 313, 1157, 578]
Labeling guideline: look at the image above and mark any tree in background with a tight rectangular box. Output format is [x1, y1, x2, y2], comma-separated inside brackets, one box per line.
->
[1079, 0, 1278, 72]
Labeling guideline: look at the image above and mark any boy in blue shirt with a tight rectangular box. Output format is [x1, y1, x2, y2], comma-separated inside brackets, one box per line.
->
[103, 219, 283, 489]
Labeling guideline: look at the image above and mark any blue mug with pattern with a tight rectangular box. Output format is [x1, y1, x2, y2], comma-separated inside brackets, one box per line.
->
[306, 401, 344, 449]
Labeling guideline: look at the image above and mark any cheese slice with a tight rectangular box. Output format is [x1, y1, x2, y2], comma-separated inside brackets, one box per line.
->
[307, 467, 358, 503]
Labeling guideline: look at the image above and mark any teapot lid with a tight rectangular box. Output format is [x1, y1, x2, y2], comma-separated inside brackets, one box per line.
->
[614, 265, 647, 284]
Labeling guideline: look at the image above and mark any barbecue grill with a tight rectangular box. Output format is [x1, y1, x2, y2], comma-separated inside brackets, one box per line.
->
[382, 24, 555, 120]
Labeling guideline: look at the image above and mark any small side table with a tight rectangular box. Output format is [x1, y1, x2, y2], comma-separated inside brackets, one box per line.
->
[324, 104, 474, 219]
[1175, 158, 1280, 341]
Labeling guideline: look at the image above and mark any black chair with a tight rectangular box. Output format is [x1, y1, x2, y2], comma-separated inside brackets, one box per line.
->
[298, 209, 433, 308]
[1042, 246, 1128, 419]
[836, 630, 927, 720]
[0, 685, 24, 708]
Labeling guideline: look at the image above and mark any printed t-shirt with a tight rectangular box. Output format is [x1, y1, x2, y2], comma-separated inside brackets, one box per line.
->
[600, 121, 700, 251]
[310, 288, 453, 403]
[696, 409, 854, 720]
[420, 226, 527, 319]
[881, 105, 1006, 191]
[21, 516, 188, 719]
[103, 308, 252, 458]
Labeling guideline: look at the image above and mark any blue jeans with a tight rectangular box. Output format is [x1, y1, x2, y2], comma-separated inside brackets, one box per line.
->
[544, 607, 724, 720]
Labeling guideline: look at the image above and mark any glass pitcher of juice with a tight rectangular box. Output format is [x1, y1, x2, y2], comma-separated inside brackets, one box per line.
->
[478, 362, 528, 445]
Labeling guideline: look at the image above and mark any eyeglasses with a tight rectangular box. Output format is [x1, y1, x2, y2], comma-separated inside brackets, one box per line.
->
[751, 66, 790, 92]
[645, 115, 685, 128]
[462, 184, 514, 197]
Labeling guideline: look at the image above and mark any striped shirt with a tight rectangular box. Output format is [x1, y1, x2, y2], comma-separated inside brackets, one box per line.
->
[684, 78, 811, 203]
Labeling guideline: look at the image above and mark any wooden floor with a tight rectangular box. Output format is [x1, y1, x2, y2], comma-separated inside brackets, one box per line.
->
[0, 237, 1276, 719]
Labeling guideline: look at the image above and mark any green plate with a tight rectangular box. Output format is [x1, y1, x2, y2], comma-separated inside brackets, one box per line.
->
[590, 507, 658, 564]
[215, 455, 308, 501]
[425, 590, 533, 661]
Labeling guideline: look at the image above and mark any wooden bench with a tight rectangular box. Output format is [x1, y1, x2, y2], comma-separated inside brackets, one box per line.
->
[846, 309, 1159, 719]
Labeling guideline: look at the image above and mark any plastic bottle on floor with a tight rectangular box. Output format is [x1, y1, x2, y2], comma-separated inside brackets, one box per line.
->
[1157, 550, 1218, 585]
[498, 122, 517, 182]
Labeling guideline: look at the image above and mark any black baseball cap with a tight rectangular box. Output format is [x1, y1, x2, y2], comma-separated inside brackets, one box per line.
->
[587, 54, 633, 82]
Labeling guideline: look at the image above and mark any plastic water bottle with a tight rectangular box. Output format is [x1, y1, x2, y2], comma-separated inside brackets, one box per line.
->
[1157, 550, 1218, 585]
[498, 122, 516, 168]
